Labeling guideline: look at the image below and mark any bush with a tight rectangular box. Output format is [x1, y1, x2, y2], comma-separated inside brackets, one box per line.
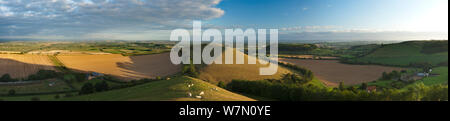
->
[27, 70, 59, 80]
[8, 89, 16, 96]
[218, 81, 226, 88]
[95, 81, 109, 92]
[31, 97, 40, 101]
[79, 83, 95, 95]
[54, 95, 60, 99]
[226, 79, 448, 101]
[64, 93, 74, 97]
[0, 74, 17, 82]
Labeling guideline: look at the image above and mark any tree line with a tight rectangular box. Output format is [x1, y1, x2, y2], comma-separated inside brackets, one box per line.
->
[226, 79, 448, 101]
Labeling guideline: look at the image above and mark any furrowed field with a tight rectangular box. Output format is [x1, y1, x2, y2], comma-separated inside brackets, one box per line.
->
[0, 54, 56, 78]
[57, 53, 181, 81]
[280, 59, 405, 86]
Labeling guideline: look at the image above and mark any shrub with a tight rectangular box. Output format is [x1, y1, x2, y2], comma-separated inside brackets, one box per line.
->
[8, 89, 16, 96]
[31, 97, 40, 101]
[0, 74, 17, 82]
[79, 83, 95, 95]
[54, 95, 60, 99]
[95, 81, 109, 92]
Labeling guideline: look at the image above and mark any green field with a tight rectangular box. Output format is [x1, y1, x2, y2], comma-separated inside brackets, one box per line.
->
[366, 67, 448, 90]
[347, 41, 448, 66]
[0, 76, 254, 101]
[0, 80, 73, 95]
[0, 41, 174, 56]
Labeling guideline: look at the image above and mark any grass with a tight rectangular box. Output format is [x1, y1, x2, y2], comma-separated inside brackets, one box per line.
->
[364, 66, 448, 90]
[403, 67, 449, 89]
[352, 41, 448, 66]
[48, 55, 69, 72]
[50, 76, 254, 101]
[0, 79, 73, 95]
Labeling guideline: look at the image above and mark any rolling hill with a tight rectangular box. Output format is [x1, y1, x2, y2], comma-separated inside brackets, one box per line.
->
[199, 48, 292, 84]
[349, 41, 448, 66]
[53, 76, 255, 101]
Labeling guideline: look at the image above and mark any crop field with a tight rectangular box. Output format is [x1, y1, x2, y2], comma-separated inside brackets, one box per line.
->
[0, 54, 56, 78]
[281, 59, 405, 86]
[199, 49, 292, 84]
[57, 53, 181, 81]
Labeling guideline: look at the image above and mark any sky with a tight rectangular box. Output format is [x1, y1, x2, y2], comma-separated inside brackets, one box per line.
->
[0, 0, 448, 41]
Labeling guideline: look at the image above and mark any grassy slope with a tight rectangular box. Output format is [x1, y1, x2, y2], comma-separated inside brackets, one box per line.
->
[1, 76, 254, 101]
[355, 41, 448, 66]
[53, 76, 254, 101]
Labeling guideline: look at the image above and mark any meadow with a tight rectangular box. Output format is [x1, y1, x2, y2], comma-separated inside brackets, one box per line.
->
[344, 41, 448, 67]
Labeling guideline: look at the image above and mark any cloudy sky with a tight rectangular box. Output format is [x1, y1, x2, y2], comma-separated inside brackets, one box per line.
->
[0, 0, 448, 41]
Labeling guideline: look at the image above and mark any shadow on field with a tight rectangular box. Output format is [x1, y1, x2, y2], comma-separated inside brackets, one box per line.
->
[115, 53, 182, 80]
[0, 58, 57, 79]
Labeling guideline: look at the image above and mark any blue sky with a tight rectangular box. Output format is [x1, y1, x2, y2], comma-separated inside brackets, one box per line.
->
[0, 0, 448, 41]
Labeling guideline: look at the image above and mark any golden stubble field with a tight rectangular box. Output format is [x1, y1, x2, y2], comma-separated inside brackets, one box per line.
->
[57, 53, 181, 81]
[0, 54, 56, 78]
[281, 59, 405, 86]
[199, 49, 292, 83]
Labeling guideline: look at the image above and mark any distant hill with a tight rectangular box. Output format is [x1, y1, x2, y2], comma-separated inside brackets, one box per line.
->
[347, 40, 448, 67]
[58, 76, 254, 101]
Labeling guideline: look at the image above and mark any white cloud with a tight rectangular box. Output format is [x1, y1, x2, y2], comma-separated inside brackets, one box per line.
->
[0, 0, 225, 40]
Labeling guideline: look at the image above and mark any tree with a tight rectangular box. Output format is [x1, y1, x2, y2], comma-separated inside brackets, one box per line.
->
[361, 83, 368, 90]
[79, 83, 95, 95]
[95, 81, 109, 92]
[63, 74, 77, 82]
[54, 95, 60, 99]
[381, 72, 390, 80]
[8, 89, 16, 96]
[31, 97, 40, 101]
[218, 81, 226, 88]
[0, 74, 14, 82]
[339, 82, 345, 91]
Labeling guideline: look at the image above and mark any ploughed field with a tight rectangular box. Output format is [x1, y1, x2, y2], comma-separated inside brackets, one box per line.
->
[57, 53, 181, 81]
[0, 54, 56, 78]
[281, 59, 405, 86]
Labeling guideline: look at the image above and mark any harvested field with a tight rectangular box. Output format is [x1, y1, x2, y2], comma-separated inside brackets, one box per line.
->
[57, 53, 181, 81]
[280, 59, 405, 86]
[0, 54, 55, 78]
[199, 49, 292, 83]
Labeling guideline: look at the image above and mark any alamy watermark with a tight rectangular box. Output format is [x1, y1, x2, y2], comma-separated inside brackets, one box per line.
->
[170, 21, 278, 75]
